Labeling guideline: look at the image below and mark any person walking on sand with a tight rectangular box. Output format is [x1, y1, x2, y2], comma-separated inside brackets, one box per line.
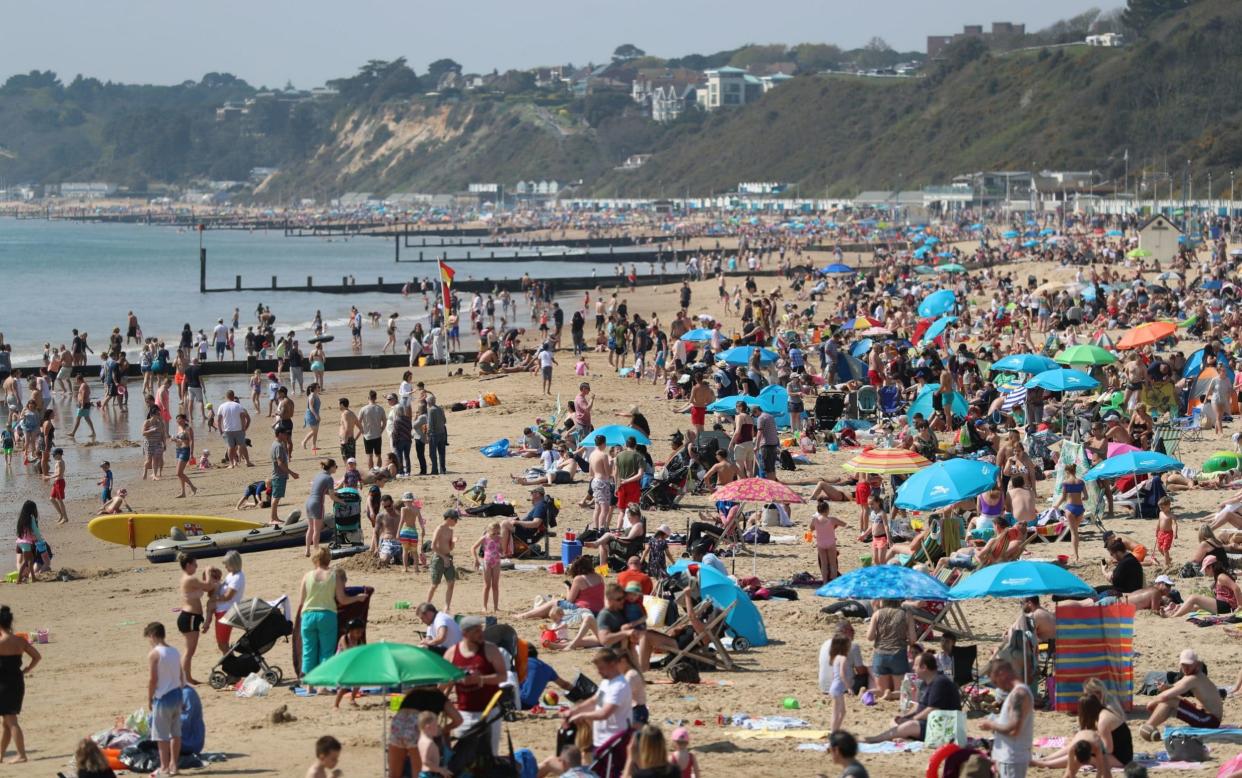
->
[301, 383, 322, 452]
[172, 414, 197, 499]
[537, 342, 557, 396]
[144, 621, 183, 777]
[70, 375, 95, 439]
[426, 510, 459, 612]
[979, 658, 1034, 778]
[305, 459, 344, 555]
[176, 553, 215, 686]
[0, 606, 40, 764]
[44, 448, 68, 524]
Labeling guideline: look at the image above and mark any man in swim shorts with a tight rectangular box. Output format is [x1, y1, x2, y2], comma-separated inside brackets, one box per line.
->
[1141, 648, 1222, 741]
[426, 510, 459, 612]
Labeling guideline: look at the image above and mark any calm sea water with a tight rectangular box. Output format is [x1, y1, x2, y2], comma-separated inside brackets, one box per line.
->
[0, 218, 623, 366]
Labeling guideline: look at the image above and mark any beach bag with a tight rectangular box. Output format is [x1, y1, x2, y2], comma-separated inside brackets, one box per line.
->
[481, 439, 511, 458]
[742, 527, 771, 544]
[1166, 734, 1209, 762]
[483, 392, 500, 407]
[924, 709, 967, 748]
[237, 672, 271, 698]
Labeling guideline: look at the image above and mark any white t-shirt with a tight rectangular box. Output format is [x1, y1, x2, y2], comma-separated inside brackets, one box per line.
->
[429, 611, 461, 649]
[152, 644, 183, 700]
[538, 349, 554, 369]
[213, 323, 229, 344]
[592, 675, 633, 747]
[541, 449, 557, 474]
[217, 400, 245, 432]
[216, 570, 246, 613]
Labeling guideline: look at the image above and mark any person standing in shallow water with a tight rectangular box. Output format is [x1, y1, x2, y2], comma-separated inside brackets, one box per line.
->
[0, 605, 42, 764]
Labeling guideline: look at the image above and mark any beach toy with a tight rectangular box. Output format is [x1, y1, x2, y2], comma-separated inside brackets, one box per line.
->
[34, 629, 48, 644]
[541, 629, 560, 648]
[3, 572, 16, 583]
[860, 554, 872, 567]
[595, 564, 611, 576]
[564, 530, 577, 542]
[782, 697, 800, 710]
[541, 690, 559, 706]
[394, 601, 411, 610]
[547, 562, 565, 575]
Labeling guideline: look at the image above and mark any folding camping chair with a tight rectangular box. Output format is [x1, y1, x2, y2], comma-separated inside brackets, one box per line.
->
[657, 599, 738, 672]
[1152, 423, 1183, 458]
[1171, 407, 1203, 443]
[855, 385, 879, 420]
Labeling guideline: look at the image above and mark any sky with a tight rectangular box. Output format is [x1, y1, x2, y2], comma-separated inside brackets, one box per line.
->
[1, 0, 1118, 88]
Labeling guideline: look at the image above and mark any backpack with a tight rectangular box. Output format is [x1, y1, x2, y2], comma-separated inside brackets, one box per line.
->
[779, 449, 796, 471]
[542, 496, 559, 528]
[1166, 734, 1209, 762]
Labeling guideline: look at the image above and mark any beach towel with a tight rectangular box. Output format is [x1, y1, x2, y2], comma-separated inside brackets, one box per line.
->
[734, 729, 829, 741]
[1163, 726, 1242, 744]
[1054, 602, 1135, 713]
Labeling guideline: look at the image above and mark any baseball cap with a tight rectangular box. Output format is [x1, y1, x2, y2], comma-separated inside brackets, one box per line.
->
[530, 485, 545, 494]
[1201, 555, 1217, 572]
[656, 524, 671, 536]
[401, 491, 415, 502]
[671, 727, 689, 743]
[1179, 648, 1199, 665]
[1154, 574, 1174, 586]
[346, 457, 357, 464]
[624, 582, 643, 594]
[459, 615, 486, 631]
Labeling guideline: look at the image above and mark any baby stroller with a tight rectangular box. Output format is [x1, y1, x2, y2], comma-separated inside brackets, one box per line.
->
[332, 487, 363, 546]
[209, 597, 292, 689]
[447, 695, 522, 777]
[641, 457, 690, 510]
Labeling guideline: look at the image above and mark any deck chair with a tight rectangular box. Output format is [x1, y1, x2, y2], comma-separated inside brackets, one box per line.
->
[856, 385, 879, 420]
[657, 599, 738, 672]
[910, 569, 976, 641]
[1152, 423, 1183, 458]
[1171, 407, 1203, 443]
[903, 534, 944, 568]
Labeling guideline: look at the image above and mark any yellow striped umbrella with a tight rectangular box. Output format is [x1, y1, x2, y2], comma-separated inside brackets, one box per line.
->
[841, 447, 932, 475]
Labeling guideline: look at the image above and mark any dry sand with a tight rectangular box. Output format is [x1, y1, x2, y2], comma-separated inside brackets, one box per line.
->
[9, 249, 1242, 777]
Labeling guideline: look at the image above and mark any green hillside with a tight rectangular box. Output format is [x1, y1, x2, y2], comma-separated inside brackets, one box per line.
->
[596, 0, 1242, 196]
[2, 1, 1241, 199]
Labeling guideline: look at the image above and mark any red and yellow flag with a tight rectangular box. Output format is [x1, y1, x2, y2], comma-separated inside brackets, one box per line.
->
[438, 259, 455, 311]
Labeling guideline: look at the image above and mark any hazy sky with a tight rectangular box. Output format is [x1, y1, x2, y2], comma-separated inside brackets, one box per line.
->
[2, 0, 1116, 87]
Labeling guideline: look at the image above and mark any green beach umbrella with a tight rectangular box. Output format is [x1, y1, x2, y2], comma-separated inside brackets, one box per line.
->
[1127, 248, 1152, 259]
[1203, 451, 1241, 474]
[303, 642, 465, 687]
[936, 263, 967, 274]
[1054, 344, 1117, 367]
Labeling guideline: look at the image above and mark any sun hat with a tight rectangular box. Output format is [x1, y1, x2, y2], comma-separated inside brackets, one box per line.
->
[671, 727, 689, 743]
[1154, 574, 1174, 586]
[656, 524, 671, 536]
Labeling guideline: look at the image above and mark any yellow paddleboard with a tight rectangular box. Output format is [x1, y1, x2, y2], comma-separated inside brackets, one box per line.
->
[88, 515, 264, 548]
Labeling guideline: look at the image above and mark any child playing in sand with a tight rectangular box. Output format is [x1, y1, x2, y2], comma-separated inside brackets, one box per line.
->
[236, 479, 270, 509]
[1155, 496, 1178, 568]
[306, 735, 343, 778]
[197, 449, 213, 470]
[398, 492, 425, 574]
[575, 355, 588, 376]
[809, 500, 848, 583]
[825, 635, 850, 732]
[417, 712, 451, 777]
[470, 522, 503, 611]
[333, 619, 366, 708]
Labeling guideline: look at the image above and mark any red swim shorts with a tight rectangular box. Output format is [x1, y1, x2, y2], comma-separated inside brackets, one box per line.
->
[616, 480, 641, 509]
[50, 478, 66, 500]
[690, 406, 706, 426]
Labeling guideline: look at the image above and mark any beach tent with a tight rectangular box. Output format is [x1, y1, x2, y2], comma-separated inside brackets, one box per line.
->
[907, 384, 968, 424]
[699, 565, 768, 647]
[1182, 347, 1238, 414]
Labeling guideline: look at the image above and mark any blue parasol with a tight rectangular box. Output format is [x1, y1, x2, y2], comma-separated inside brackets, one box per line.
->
[699, 565, 768, 647]
[920, 315, 957, 344]
[918, 289, 957, 318]
[1002, 230, 1019, 239]
[590, 425, 652, 446]
[1024, 368, 1099, 393]
[895, 458, 1000, 511]
[679, 328, 714, 342]
[717, 346, 778, 367]
[834, 352, 868, 382]
[815, 564, 950, 601]
[991, 353, 1061, 374]
[1106, 229, 1123, 237]
[1083, 451, 1182, 481]
[822, 263, 854, 275]
[947, 560, 1093, 600]
[850, 339, 873, 358]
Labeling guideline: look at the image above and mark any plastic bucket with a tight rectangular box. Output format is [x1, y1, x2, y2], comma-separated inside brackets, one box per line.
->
[561, 540, 583, 567]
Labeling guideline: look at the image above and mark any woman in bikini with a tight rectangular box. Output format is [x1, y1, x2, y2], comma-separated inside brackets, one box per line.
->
[1164, 555, 1242, 618]
[1054, 463, 1086, 561]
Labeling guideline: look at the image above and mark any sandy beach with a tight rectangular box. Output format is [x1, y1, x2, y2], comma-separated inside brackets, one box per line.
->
[7, 249, 1242, 778]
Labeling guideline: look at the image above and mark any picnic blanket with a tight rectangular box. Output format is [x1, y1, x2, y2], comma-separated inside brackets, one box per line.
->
[736, 730, 829, 741]
[798, 741, 925, 754]
[1054, 602, 1135, 713]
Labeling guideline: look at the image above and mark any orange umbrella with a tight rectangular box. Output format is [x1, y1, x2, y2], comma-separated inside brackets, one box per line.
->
[842, 447, 932, 475]
[1117, 321, 1176, 350]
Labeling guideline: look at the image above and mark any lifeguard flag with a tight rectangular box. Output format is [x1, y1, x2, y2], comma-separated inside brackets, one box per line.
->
[438, 260, 455, 310]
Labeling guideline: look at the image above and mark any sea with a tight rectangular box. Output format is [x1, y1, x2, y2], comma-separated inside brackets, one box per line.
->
[0, 217, 627, 522]
[0, 217, 627, 367]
